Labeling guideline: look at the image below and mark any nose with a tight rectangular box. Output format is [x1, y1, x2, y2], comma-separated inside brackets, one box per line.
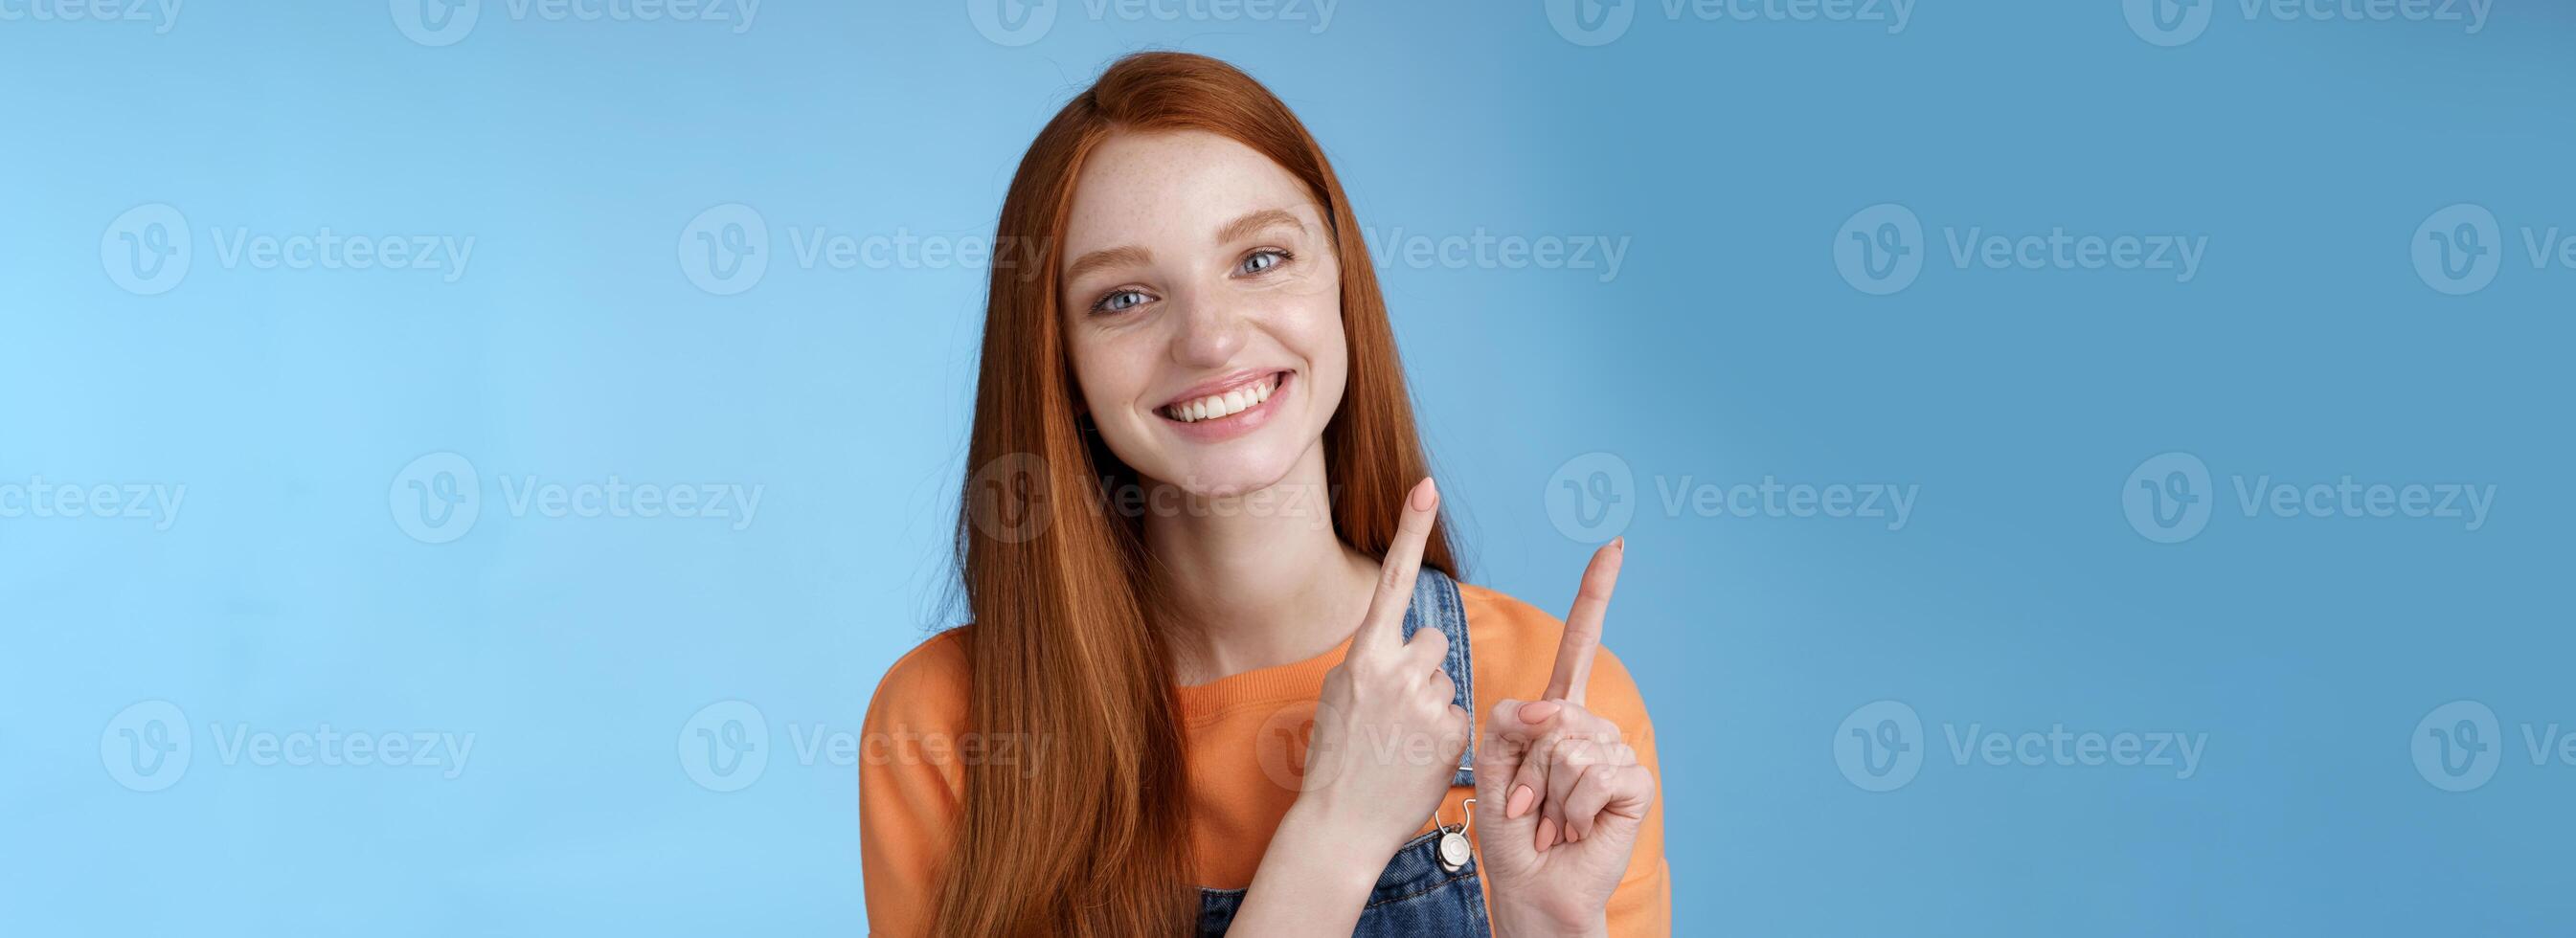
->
[1166, 287, 1247, 368]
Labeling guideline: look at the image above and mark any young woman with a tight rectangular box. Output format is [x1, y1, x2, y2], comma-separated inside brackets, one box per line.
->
[859, 52, 1668, 937]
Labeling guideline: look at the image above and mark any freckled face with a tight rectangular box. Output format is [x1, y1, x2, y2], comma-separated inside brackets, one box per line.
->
[1057, 130, 1347, 498]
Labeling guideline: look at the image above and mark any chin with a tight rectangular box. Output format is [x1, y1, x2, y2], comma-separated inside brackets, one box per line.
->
[1152, 445, 1304, 500]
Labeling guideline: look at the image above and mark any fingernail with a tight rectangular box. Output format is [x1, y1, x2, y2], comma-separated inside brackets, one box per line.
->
[1518, 701, 1560, 723]
[1506, 785, 1535, 819]
[1410, 478, 1437, 510]
[1612, 536, 1625, 552]
[1534, 816, 1556, 853]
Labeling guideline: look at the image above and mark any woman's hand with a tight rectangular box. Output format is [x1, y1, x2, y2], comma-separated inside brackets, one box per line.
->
[1292, 475, 1473, 855]
[1232, 477, 1473, 935]
[1475, 540, 1656, 938]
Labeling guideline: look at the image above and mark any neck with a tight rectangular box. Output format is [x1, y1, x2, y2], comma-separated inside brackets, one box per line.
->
[1142, 444, 1379, 686]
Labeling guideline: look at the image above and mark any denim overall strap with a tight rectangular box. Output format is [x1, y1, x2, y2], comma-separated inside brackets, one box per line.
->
[1398, 567, 1477, 787]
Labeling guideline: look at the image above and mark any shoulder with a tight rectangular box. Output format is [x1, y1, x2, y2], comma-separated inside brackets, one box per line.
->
[863, 626, 974, 734]
[1456, 582, 1655, 735]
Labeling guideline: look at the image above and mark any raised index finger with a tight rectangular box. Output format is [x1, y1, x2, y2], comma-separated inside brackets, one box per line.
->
[1352, 477, 1440, 656]
[1545, 537, 1624, 704]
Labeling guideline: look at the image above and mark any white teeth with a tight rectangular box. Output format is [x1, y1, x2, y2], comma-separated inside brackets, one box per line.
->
[1166, 373, 1282, 423]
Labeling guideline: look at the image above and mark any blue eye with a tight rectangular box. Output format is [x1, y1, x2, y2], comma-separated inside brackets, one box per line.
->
[1239, 249, 1290, 276]
[1094, 289, 1149, 314]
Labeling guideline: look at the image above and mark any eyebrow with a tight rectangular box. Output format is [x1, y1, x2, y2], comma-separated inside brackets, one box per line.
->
[1213, 207, 1304, 246]
[1063, 245, 1151, 284]
[1060, 208, 1310, 284]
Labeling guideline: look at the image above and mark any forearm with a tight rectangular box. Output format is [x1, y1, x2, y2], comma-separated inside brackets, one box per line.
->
[1225, 806, 1384, 937]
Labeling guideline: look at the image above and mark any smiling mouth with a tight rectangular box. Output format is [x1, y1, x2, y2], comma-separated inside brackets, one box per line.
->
[1162, 371, 1287, 423]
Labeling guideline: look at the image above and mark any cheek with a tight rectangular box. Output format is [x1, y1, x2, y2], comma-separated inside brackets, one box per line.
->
[1065, 328, 1143, 417]
[1287, 292, 1348, 404]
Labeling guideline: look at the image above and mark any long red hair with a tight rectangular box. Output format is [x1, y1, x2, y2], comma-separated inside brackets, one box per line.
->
[942, 51, 1457, 936]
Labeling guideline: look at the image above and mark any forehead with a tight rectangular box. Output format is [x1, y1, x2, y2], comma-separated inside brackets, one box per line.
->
[1061, 129, 1319, 251]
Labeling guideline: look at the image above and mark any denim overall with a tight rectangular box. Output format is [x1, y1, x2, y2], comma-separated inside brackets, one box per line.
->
[1195, 568, 1491, 937]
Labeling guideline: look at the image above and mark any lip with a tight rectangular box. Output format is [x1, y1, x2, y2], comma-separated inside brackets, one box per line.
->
[1159, 368, 1286, 410]
[1157, 369, 1292, 443]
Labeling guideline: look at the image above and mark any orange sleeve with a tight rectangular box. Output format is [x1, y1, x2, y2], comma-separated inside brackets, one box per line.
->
[858, 630, 973, 938]
[1586, 645, 1673, 938]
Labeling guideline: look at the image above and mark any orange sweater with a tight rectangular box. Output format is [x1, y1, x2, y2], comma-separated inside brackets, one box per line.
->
[858, 582, 1671, 935]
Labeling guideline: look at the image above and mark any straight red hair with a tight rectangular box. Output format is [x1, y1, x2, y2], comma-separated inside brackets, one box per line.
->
[941, 51, 1456, 936]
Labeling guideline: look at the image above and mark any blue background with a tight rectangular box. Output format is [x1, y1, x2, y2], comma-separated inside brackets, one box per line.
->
[6, 0, 2571, 934]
